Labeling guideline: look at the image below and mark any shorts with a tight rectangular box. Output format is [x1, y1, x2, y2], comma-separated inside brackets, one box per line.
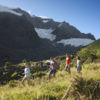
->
[65, 66, 70, 70]
[49, 69, 56, 74]
[24, 74, 30, 78]
[77, 66, 82, 71]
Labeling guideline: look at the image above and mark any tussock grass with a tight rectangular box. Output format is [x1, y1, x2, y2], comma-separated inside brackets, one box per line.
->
[0, 63, 100, 100]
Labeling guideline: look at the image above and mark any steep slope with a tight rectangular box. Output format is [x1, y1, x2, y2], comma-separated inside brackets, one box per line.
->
[31, 16, 95, 51]
[0, 5, 63, 64]
[76, 39, 100, 63]
[52, 21, 95, 41]
[87, 39, 100, 49]
[31, 16, 60, 29]
[31, 16, 95, 41]
[0, 6, 40, 63]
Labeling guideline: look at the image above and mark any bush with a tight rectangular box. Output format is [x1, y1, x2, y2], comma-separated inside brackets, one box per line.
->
[8, 80, 17, 87]
[96, 50, 100, 58]
[72, 76, 100, 100]
[77, 48, 97, 63]
[10, 72, 18, 79]
[31, 71, 46, 79]
[31, 62, 43, 73]
[4, 62, 12, 69]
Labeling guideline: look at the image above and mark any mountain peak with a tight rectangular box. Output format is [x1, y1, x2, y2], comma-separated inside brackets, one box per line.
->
[0, 5, 23, 16]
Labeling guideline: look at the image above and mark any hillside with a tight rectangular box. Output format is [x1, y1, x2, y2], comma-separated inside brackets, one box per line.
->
[0, 63, 100, 100]
[87, 39, 100, 49]
[76, 39, 100, 63]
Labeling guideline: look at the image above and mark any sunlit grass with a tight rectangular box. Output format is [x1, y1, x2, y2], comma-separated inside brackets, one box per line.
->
[0, 63, 100, 100]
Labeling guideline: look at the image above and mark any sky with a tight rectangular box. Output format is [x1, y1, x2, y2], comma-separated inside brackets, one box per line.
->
[0, 0, 100, 39]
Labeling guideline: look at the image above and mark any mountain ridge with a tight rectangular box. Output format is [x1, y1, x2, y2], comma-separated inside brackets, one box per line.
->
[0, 5, 96, 64]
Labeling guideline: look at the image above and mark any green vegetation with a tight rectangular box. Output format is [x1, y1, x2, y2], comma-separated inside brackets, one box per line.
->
[77, 39, 100, 63]
[0, 63, 100, 100]
[0, 39, 100, 100]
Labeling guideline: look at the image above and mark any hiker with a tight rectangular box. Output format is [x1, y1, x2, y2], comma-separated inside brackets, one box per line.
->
[65, 54, 71, 74]
[76, 56, 82, 74]
[22, 63, 30, 86]
[49, 57, 57, 80]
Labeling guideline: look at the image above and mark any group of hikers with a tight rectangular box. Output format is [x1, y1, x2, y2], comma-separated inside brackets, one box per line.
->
[22, 54, 82, 85]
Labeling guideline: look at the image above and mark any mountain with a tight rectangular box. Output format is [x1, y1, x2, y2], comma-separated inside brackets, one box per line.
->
[0, 5, 96, 64]
[0, 5, 41, 63]
[31, 16, 95, 41]
[0, 5, 60, 63]
[31, 15, 95, 54]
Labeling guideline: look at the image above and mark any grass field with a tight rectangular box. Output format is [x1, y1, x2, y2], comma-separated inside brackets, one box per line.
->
[0, 63, 100, 100]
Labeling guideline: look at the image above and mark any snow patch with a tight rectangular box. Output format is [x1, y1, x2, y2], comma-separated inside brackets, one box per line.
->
[35, 28, 56, 41]
[0, 5, 23, 16]
[27, 10, 31, 15]
[42, 20, 49, 23]
[39, 16, 48, 19]
[57, 38, 94, 47]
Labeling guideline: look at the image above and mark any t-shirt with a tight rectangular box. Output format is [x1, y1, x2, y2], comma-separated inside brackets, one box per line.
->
[77, 60, 81, 67]
[66, 57, 71, 65]
[50, 60, 57, 70]
[24, 67, 30, 78]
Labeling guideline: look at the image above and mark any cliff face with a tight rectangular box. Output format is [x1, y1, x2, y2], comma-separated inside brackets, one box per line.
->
[0, 6, 40, 63]
[0, 10, 60, 63]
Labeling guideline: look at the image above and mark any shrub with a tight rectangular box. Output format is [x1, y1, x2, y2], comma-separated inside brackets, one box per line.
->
[5, 61, 12, 66]
[8, 80, 17, 87]
[31, 71, 46, 79]
[96, 50, 100, 58]
[10, 72, 18, 79]
[77, 48, 97, 63]
[72, 76, 100, 100]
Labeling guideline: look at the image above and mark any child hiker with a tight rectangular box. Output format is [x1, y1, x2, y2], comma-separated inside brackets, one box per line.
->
[76, 56, 82, 74]
[22, 63, 30, 86]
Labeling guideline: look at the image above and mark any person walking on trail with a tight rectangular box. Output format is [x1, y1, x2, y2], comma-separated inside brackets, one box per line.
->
[76, 56, 82, 74]
[22, 63, 30, 86]
[49, 57, 57, 80]
[65, 54, 71, 74]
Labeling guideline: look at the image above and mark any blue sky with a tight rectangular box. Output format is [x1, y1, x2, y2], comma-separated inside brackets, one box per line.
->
[0, 0, 100, 39]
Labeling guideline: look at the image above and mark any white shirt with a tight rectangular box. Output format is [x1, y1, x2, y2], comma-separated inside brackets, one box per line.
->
[77, 60, 81, 66]
[24, 67, 30, 78]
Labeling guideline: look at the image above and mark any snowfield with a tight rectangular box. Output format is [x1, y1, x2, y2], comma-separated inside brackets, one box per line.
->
[35, 28, 56, 41]
[57, 38, 94, 47]
[0, 5, 23, 16]
[39, 16, 49, 19]
[42, 20, 49, 23]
